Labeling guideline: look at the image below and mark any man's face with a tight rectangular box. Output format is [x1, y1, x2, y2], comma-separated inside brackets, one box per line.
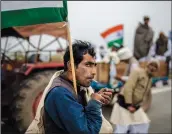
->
[121, 59, 129, 64]
[159, 32, 165, 39]
[144, 19, 149, 25]
[147, 62, 158, 77]
[112, 46, 119, 52]
[75, 53, 97, 87]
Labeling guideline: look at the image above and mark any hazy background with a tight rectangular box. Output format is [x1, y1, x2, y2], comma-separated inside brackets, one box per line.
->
[68, 1, 171, 51]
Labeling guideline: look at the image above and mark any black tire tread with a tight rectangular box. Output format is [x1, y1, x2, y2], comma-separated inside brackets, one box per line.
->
[11, 70, 56, 133]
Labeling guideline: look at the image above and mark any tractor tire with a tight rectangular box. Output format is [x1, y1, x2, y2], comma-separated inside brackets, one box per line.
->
[11, 70, 56, 133]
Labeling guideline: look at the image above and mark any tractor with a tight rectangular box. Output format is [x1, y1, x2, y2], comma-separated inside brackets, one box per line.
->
[1, 24, 67, 133]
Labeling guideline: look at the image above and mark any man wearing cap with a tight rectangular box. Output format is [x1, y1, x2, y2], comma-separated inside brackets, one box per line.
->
[110, 58, 159, 133]
[115, 47, 139, 83]
[149, 31, 172, 77]
[133, 16, 154, 61]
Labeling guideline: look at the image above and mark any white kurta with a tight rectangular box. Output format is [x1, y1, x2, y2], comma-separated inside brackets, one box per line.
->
[110, 103, 150, 126]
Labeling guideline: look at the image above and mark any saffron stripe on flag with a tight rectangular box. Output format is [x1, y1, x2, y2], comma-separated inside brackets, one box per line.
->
[101, 24, 123, 38]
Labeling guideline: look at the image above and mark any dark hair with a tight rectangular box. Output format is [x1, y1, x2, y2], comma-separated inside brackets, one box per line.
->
[144, 16, 150, 21]
[63, 40, 96, 71]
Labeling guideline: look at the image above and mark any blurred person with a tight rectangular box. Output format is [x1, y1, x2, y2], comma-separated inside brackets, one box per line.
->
[26, 40, 113, 134]
[149, 32, 171, 76]
[102, 43, 123, 89]
[115, 47, 139, 83]
[102, 42, 124, 64]
[111, 43, 124, 52]
[167, 31, 172, 76]
[99, 45, 107, 59]
[134, 16, 154, 61]
[95, 45, 108, 62]
[96, 43, 122, 63]
[28, 53, 42, 63]
[110, 58, 160, 134]
[155, 32, 168, 56]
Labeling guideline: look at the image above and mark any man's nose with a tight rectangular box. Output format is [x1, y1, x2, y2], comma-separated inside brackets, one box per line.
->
[91, 66, 96, 76]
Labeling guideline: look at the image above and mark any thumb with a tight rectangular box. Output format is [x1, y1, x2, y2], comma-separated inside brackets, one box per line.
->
[104, 88, 114, 93]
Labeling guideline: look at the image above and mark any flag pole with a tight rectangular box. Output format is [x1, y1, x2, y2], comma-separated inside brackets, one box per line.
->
[66, 21, 78, 95]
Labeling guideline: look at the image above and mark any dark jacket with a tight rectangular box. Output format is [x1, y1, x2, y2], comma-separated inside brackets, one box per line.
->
[134, 23, 154, 59]
[155, 37, 168, 56]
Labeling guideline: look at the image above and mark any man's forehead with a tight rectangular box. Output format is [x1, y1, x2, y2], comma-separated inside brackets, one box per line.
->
[82, 53, 96, 63]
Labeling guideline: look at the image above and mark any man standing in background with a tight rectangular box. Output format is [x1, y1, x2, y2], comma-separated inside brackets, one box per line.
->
[110, 59, 160, 134]
[133, 16, 154, 61]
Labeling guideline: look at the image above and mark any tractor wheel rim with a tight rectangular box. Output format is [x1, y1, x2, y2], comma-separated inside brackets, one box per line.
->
[32, 91, 43, 118]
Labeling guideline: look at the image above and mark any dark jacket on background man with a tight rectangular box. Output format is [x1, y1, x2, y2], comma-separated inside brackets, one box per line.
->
[134, 23, 154, 60]
[155, 35, 168, 56]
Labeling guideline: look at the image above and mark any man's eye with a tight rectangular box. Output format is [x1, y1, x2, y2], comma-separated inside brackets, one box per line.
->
[86, 64, 91, 67]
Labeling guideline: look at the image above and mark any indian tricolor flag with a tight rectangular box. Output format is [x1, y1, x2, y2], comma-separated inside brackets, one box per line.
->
[101, 24, 124, 48]
[1, 1, 68, 38]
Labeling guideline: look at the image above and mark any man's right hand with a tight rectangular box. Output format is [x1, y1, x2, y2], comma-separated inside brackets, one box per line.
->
[91, 93, 106, 104]
[91, 89, 112, 105]
[127, 106, 136, 113]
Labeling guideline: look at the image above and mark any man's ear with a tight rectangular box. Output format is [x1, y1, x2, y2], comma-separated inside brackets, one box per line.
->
[67, 61, 72, 72]
[67, 61, 77, 72]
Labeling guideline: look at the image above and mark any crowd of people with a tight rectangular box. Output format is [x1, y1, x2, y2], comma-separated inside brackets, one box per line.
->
[98, 16, 171, 78]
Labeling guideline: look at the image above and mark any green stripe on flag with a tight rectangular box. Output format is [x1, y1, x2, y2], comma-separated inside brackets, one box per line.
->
[107, 38, 123, 48]
[1, 1, 68, 29]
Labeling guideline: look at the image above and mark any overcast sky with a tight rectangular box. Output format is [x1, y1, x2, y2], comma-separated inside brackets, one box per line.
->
[1, 1, 171, 54]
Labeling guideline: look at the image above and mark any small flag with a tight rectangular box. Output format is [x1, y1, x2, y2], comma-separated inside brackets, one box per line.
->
[101, 24, 124, 48]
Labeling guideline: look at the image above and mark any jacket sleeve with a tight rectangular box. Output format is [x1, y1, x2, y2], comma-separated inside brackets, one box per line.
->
[135, 23, 142, 34]
[123, 69, 139, 104]
[164, 39, 171, 57]
[45, 87, 102, 134]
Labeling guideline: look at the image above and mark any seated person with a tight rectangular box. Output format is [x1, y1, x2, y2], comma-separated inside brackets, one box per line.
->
[149, 32, 171, 76]
[28, 53, 42, 63]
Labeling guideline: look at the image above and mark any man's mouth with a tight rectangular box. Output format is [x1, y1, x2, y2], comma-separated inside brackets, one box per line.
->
[87, 77, 94, 81]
